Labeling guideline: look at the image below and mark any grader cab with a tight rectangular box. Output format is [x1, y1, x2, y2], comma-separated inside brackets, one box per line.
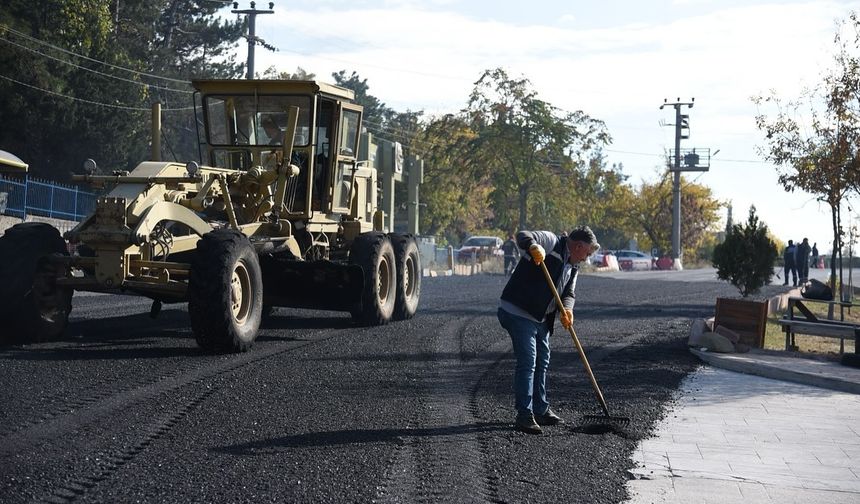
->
[0, 79, 421, 352]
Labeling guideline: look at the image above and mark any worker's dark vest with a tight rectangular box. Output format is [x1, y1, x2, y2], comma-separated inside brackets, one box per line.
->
[500, 236, 576, 322]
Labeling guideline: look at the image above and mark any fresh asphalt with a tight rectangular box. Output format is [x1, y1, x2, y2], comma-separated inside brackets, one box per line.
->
[0, 270, 791, 503]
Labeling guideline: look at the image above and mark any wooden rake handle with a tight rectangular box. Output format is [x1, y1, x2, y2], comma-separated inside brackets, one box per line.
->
[538, 260, 611, 418]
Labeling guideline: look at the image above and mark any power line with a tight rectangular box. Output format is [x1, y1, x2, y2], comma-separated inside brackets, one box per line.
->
[0, 35, 193, 94]
[0, 24, 191, 85]
[0, 73, 194, 112]
[604, 147, 765, 164]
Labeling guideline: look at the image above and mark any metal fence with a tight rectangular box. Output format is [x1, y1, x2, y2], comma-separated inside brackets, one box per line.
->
[0, 175, 96, 221]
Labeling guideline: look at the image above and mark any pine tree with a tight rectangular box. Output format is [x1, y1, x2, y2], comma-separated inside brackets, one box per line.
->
[712, 206, 778, 297]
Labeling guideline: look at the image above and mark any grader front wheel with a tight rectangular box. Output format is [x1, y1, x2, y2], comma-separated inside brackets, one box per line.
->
[0, 223, 72, 344]
[189, 229, 263, 353]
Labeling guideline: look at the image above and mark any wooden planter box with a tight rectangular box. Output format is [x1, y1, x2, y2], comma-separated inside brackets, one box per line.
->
[714, 297, 768, 348]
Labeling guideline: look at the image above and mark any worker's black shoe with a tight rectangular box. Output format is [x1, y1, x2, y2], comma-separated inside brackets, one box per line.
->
[515, 413, 543, 435]
[535, 408, 563, 426]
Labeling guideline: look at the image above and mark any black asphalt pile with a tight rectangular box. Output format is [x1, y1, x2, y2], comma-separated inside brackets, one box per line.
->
[0, 272, 789, 503]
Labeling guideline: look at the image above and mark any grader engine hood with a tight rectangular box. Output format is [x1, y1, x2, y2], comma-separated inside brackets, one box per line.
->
[71, 161, 219, 246]
[68, 161, 222, 291]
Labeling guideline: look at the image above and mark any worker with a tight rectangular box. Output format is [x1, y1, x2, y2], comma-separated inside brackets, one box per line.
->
[261, 115, 283, 145]
[497, 226, 600, 434]
[501, 234, 519, 276]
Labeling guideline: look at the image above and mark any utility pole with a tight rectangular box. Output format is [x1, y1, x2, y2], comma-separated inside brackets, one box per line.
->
[660, 97, 695, 270]
[232, 2, 275, 79]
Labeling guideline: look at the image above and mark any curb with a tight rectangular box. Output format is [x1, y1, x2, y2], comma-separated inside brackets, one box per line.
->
[690, 348, 860, 395]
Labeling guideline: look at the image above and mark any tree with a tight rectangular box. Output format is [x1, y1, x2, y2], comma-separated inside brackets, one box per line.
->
[0, 1, 138, 178]
[260, 66, 316, 80]
[332, 70, 395, 134]
[465, 68, 611, 230]
[712, 206, 779, 297]
[0, 1, 244, 178]
[570, 157, 636, 248]
[415, 114, 491, 242]
[129, 0, 244, 164]
[753, 12, 860, 297]
[630, 170, 723, 257]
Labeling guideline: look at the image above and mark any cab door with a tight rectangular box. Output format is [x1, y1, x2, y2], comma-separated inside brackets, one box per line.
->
[329, 103, 362, 214]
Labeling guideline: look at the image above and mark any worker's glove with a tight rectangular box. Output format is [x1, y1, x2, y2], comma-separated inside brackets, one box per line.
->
[528, 244, 546, 265]
[559, 309, 573, 330]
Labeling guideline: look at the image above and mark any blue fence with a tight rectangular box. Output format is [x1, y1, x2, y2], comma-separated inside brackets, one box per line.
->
[0, 175, 97, 221]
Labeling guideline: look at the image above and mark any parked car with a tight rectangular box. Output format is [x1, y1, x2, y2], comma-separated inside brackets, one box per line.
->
[456, 235, 503, 263]
[614, 249, 654, 271]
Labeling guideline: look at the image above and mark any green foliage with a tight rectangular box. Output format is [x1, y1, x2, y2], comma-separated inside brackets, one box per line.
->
[712, 206, 779, 297]
[465, 68, 611, 230]
[414, 114, 492, 240]
[572, 157, 636, 248]
[0, 1, 244, 178]
[325, 67, 721, 249]
[630, 169, 723, 256]
[332, 70, 395, 132]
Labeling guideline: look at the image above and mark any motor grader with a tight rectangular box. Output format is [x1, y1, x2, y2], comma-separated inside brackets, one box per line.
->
[0, 79, 421, 352]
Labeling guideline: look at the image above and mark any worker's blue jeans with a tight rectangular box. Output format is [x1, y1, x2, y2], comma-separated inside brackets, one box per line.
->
[497, 307, 551, 417]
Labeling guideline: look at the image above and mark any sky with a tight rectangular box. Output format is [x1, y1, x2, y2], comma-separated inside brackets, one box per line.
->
[224, 0, 860, 254]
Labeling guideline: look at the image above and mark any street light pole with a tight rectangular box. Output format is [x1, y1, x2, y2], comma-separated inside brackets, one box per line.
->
[232, 2, 275, 79]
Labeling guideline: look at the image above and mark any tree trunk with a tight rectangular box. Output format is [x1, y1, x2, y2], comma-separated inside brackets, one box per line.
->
[838, 203, 844, 302]
[830, 202, 839, 292]
[518, 185, 528, 230]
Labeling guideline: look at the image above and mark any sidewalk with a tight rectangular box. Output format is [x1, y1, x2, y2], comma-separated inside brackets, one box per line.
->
[625, 349, 860, 504]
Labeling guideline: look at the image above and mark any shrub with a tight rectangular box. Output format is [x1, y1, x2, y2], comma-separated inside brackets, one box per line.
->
[712, 206, 778, 297]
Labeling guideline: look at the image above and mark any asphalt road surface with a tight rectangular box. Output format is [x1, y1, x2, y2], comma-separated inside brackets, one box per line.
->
[0, 272, 790, 503]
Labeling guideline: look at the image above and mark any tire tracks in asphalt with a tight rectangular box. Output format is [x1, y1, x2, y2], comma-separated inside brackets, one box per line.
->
[2, 324, 375, 504]
[375, 314, 508, 504]
[374, 284, 715, 503]
[30, 386, 218, 504]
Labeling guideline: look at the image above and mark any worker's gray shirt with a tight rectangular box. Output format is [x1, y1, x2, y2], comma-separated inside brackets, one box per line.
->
[499, 230, 577, 324]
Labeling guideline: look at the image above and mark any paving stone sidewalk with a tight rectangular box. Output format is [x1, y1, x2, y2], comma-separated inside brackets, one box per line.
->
[625, 365, 860, 504]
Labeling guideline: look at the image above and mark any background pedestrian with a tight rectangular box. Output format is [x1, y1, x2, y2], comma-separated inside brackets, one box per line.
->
[783, 240, 797, 287]
[795, 237, 811, 284]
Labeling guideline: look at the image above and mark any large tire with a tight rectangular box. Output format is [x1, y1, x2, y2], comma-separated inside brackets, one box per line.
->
[188, 229, 263, 353]
[0, 223, 72, 344]
[349, 233, 396, 325]
[391, 234, 421, 320]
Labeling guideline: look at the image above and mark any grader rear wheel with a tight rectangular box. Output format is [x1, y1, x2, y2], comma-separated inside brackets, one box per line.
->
[391, 234, 421, 320]
[349, 233, 397, 326]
